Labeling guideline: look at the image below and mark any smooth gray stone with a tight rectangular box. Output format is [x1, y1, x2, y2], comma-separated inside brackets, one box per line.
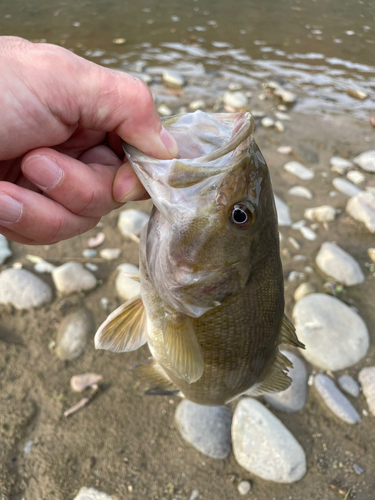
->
[52, 262, 97, 295]
[162, 69, 185, 88]
[175, 400, 232, 459]
[238, 481, 251, 495]
[288, 186, 313, 199]
[346, 170, 365, 185]
[264, 350, 308, 413]
[232, 398, 306, 483]
[358, 366, 375, 416]
[353, 150, 375, 172]
[223, 91, 248, 109]
[274, 194, 292, 226]
[314, 374, 361, 424]
[284, 161, 314, 180]
[316, 242, 364, 286]
[0, 268, 52, 309]
[330, 157, 352, 174]
[0, 235, 12, 264]
[332, 178, 362, 197]
[346, 191, 375, 233]
[117, 209, 149, 238]
[56, 309, 94, 360]
[73, 487, 114, 500]
[293, 294, 369, 371]
[338, 375, 360, 398]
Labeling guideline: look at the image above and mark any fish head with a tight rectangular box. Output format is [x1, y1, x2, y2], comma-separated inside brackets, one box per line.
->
[124, 111, 279, 317]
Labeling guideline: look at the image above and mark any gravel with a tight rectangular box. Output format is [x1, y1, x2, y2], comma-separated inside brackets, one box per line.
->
[284, 161, 314, 180]
[293, 294, 369, 371]
[346, 191, 375, 233]
[315, 242, 365, 286]
[353, 150, 375, 172]
[55, 308, 94, 360]
[52, 262, 97, 295]
[338, 375, 360, 398]
[232, 398, 306, 483]
[358, 367, 375, 416]
[0, 268, 53, 309]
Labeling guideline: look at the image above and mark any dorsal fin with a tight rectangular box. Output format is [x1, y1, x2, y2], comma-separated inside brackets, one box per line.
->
[280, 314, 305, 349]
[246, 350, 293, 397]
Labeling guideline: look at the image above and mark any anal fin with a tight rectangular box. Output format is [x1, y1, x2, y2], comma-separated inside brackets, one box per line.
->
[132, 358, 177, 393]
[280, 314, 305, 349]
[246, 350, 293, 397]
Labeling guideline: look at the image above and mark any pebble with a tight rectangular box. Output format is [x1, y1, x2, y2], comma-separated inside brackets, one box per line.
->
[353, 150, 375, 173]
[304, 205, 336, 222]
[189, 99, 206, 111]
[73, 487, 114, 500]
[332, 178, 362, 197]
[316, 242, 364, 285]
[261, 117, 275, 128]
[274, 195, 292, 226]
[293, 294, 369, 370]
[274, 88, 297, 104]
[99, 248, 122, 261]
[277, 146, 293, 155]
[115, 263, 140, 300]
[82, 249, 97, 258]
[300, 226, 317, 241]
[288, 236, 300, 250]
[338, 375, 360, 398]
[330, 157, 352, 174]
[162, 69, 185, 88]
[284, 161, 314, 180]
[189, 490, 200, 500]
[223, 91, 248, 109]
[118, 209, 149, 238]
[85, 263, 98, 272]
[368, 248, 375, 263]
[347, 88, 368, 100]
[0, 268, 53, 309]
[353, 464, 365, 475]
[70, 373, 103, 392]
[157, 104, 173, 116]
[314, 374, 361, 424]
[346, 191, 375, 233]
[346, 170, 365, 185]
[87, 232, 105, 248]
[288, 186, 313, 199]
[112, 37, 126, 44]
[175, 400, 232, 459]
[288, 271, 305, 282]
[274, 111, 291, 121]
[264, 350, 308, 413]
[274, 120, 285, 133]
[0, 235, 12, 264]
[238, 481, 251, 495]
[232, 398, 306, 483]
[52, 262, 97, 295]
[24, 439, 33, 455]
[358, 367, 375, 416]
[55, 309, 94, 360]
[34, 259, 56, 274]
[294, 282, 317, 302]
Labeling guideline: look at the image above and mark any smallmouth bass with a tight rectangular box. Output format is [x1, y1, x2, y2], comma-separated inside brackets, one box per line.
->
[95, 111, 303, 405]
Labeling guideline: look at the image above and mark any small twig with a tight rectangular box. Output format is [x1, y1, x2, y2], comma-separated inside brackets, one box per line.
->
[328, 484, 349, 496]
[63, 384, 99, 417]
[126, 234, 140, 244]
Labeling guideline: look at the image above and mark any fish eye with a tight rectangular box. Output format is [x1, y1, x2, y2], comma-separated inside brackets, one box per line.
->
[229, 203, 254, 229]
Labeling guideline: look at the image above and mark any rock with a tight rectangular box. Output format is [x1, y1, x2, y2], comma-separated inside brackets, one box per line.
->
[238, 481, 251, 495]
[87, 232, 105, 248]
[0, 268, 52, 309]
[162, 69, 185, 88]
[112, 38, 126, 44]
[261, 117, 275, 128]
[82, 249, 97, 258]
[288, 186, 313, 199]
[223, 91, 248, 109]
[354, 150, 375, 172]
[288, 271, 305, 282]
[274, 195, 291, 226]
[293, 294, 369, 371]
[189, 490, 199, 500]
[157, 104, 173, 117]
[300, 226, 317, 241]
[274, 112, 291, 121]
[316, 242, 364, 285]
[314, 374, 361, 424]
[73, 487, 114, 500]
[338, 375, 360, 398]
[70, 373, 103, 392]
[99, 248, 122, 261]
[284, 161, 314, 180]
[115, 263, 141, 300]
[277, 146, 293, 155]
[55, 309, 94, 360]
[118, 209, 149, 238]
[275, 120, 285, 133]
[274, 89, 297, 104]
[304, 205, 336, 222]
[175, 400, 232, 459]
[346, 170, 365, 185]
[52, 262, 97, 295]
[332, 178, 362, 197]
[368, 248, 375, 263]
[353, 464, 365, 475]
[347, 88, 368, 100]
[189, 99, 206, 111]
[358, 367, 375, 416]
[346, 192, 375, 233]
[264, 350, 308, 413]
[330, 157, 352, 175]
[294, 282, 317, 302]
[33, 259, 56, 274]
[288, 237, 301, 250]
[0, 235, 12, 264]
[232, 399, 306, 483]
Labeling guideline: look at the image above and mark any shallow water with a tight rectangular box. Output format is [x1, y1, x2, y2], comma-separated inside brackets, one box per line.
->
[1, 0, 374, 119]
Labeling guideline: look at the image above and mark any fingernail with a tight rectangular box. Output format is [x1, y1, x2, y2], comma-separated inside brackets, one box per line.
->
[160, 126, 179, 158]
[0, 193, 23, 224]
[22, 155, 63, 190]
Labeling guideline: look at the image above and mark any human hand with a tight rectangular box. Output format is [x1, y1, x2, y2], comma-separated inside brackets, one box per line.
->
[0, 36, 178, 244]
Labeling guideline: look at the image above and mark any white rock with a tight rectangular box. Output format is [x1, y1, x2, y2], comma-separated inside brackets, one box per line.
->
[71, 373, 103, 392]
[274, 195, 291, 226]
[232, 399, 306, 483]
[275, 120, 285, 133]
[34, 260, 56, 274]
[288, 271, 305, 282]
[316, 242, 364, 285]
[223, 91, 248, 109]
[288, 186, 313, 199]
[293, 294, 369, 371]
[304, 205, 336, 222]
[314, 374, 361, 424]
[274, 112, 291, 121]
[115, 263, 140, 300]
[0, 268, 53, 309]
[118, 209, 149, 238]
[162, 69, 185, 88]
[300, 226, 317, 241]
[292, 220, 305, 230]
[284, 161, 314, 180]
[99, 248, 122, 261]
[368, 248, 375, 263]
[157, 104, 173, 116]
[264, 350, 308, 413]
[353, 150, 375, 173]
[82, 249, 97, 258]
[261, 117, 275, 128]
[294, 282, 317, 302]
[52, 262, 97, 295]
[238, 481, 251, 495]
[330, 157, 352, 175]
[0, 235, 12, 265]
[189, 99, 206, 111]
[338, 375, 360, 397]
[277, 146, 293, 155]
[332, 178, 362, 197]
[346, 192, 375, 233]
[73, 487, 114, 500]
[56, 309, 93, 360]
[87, 232, 105, 248]
[358, 367, 375, 416]
[274, 89, 297, 103]
[346, 170, 365, 185]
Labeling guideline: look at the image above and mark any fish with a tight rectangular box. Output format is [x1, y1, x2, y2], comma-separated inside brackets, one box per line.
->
[95, 110, 304, 406]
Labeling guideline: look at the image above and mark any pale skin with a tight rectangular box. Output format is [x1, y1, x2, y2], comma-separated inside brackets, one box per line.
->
[0, 36, 179, 245]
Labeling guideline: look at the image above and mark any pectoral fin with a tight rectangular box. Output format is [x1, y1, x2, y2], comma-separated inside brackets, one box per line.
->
[95, 295, 147, 352]
[246, 350, 293, 397]
[132, 358, 178, 395]
[280, 314, 305, 349]
[163, 311, 204, 384]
